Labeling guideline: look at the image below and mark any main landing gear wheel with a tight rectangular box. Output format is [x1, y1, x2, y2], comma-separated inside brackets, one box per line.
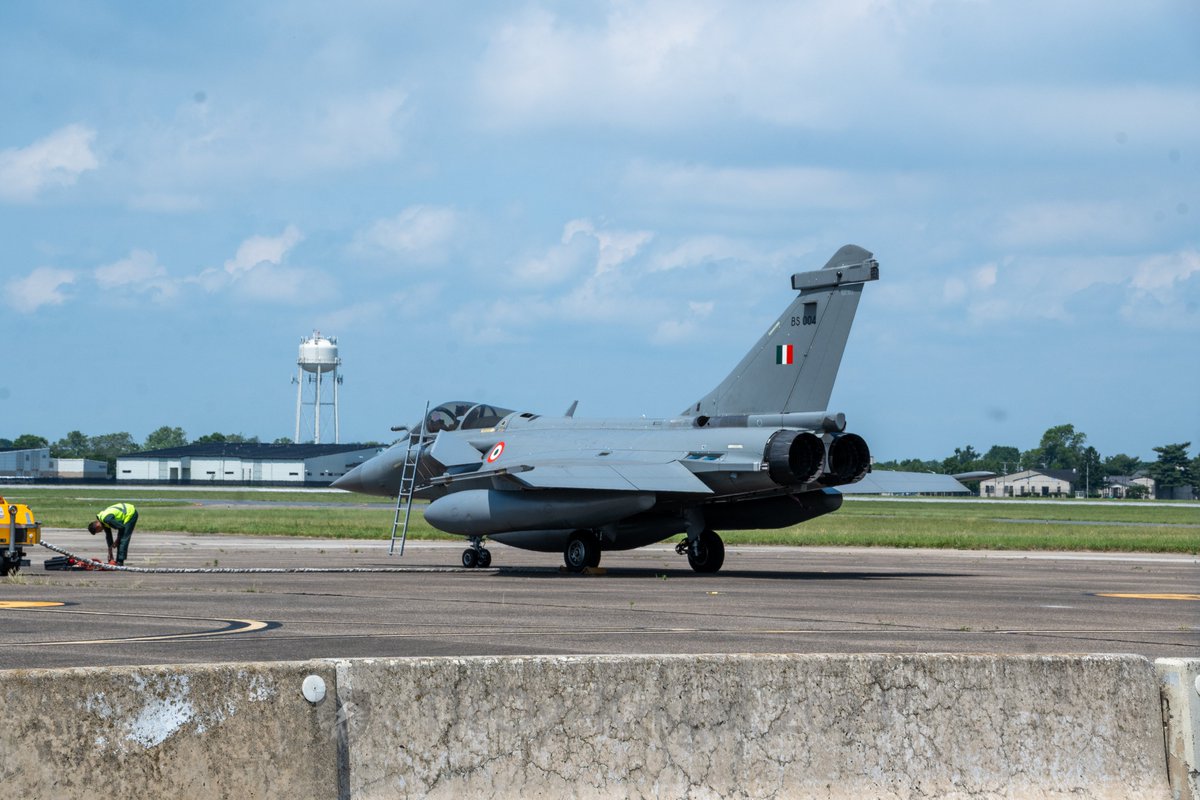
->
[686, 529, 725, 574]
[564, 531, 601, 573]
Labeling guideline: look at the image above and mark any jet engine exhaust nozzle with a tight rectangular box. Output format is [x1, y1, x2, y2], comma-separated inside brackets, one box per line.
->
[765, 430, 826, 486]
[821, 432, 871, 486]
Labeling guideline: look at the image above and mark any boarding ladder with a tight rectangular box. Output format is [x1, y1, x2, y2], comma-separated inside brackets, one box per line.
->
[388, 402, 429, 556]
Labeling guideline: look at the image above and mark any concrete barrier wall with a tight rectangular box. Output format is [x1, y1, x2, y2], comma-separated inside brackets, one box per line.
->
[0, 654, 1187, 799]
[339, 653, 1170, 799]
[0, 661, 340, 800]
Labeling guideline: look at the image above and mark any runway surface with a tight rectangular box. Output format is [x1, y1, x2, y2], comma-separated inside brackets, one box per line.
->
[1, 529, 1196, 669]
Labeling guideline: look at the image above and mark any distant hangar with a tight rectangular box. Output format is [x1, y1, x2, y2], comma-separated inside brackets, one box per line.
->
[116, 442, 382, 486]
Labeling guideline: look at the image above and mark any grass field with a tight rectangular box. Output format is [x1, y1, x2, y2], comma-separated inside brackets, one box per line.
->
[5, 486, 1198, 554]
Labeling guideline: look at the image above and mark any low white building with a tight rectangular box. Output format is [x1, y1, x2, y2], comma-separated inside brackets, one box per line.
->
[0, 447, 52, 479]
[50, 458, 110, 480]
[116, 442, 382, 486]
[979, 468, 1076, 498]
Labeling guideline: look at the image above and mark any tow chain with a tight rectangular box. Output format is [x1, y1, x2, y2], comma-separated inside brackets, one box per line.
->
[39, 541, 497, 574]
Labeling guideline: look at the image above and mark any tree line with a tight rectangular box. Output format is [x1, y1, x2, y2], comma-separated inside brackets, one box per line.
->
[1, 428, 296, 474]
[867, 424, 1199, 498]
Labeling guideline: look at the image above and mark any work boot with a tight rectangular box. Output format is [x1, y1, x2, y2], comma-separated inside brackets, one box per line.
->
[115, 561, 123, 566]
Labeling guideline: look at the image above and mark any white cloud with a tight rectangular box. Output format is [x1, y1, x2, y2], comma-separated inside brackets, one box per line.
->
[1121, 249, 1200, 330]
[943, 263, 999, 305]
[6, 267, 77, 311]
[653, 300, 716, 344]
[95, 249, 168, 289]
[512, 219, 652, 286]
[457, 219, 796, 347]
[353, 206, 459, 263]
[974, 264, 997, 289]
[562, 219, 653, 274]
[190, 225, 329, 304]
[224, 225, 304, 275]
[229, 262, 337, 304]
[513, 234, 595, 285]
[0, 124, 99, 202]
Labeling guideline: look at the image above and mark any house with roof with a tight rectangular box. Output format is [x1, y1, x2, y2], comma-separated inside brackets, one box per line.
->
[978, 468, 1076, 498]
[115, 442, 383, 486]
[1102, 474, 1155, 499]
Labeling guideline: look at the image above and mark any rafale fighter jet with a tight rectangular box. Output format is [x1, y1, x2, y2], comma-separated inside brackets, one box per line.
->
[333, 244, 879, 573]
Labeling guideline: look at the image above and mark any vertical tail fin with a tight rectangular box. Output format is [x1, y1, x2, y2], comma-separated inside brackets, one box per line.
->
[685, 244, 879, 416]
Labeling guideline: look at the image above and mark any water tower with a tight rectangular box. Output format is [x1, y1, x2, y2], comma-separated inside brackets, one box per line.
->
[293, 331, 342, 443]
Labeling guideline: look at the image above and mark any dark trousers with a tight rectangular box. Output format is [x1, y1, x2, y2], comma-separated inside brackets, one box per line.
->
[104, 512, 137, 563]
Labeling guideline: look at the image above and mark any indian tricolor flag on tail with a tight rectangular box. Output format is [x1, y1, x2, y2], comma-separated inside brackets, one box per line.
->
[775, 344, 794, 365]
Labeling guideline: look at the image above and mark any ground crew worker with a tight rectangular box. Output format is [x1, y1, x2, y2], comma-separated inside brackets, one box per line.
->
[87, 502, 138, 566]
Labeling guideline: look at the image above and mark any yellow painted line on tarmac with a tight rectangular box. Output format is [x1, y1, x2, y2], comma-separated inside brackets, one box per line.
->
[1097, 593, 1200, 601]
[1, 605, 273, 646]
[0, 601, 66, 608]
[32, 618, 272, 646]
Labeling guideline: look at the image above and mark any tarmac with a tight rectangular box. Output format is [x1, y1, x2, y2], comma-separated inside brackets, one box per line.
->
[1, 528, 1196, 669]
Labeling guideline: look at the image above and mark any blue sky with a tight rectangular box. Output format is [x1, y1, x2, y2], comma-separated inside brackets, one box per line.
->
[3, 1, 1198, 461]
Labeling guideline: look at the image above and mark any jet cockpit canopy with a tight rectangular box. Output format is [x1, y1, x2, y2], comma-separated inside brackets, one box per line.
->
[422, 402, 515, 434]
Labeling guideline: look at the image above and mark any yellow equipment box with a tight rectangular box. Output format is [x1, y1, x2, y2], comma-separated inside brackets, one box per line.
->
[1, 496, 41, 576]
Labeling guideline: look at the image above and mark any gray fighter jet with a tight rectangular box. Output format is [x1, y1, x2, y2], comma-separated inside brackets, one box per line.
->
[333, 244, 879, 573]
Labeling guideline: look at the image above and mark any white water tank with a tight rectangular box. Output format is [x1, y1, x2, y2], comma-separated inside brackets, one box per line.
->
[298, 332, 340, 373]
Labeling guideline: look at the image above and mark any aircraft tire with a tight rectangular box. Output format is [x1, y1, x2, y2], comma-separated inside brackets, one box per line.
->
[687, 529, 725, 574]
[462, 548, 479, 569]
[564, 532, 598, 573]
[478, 548, 492, 568]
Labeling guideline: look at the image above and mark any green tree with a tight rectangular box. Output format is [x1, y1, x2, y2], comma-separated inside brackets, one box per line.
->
[194, 432, 259, 444]
[0, 438, 11, 448]
[144, 426, 188, 450]
[1148, 442, 1192, 494]
[79, 432, 139, 477]
[1103, 453, 1142, 477]
[978, 445, 1021, 474]
[51, 430, 90, 458]
[1079, 446, 1104, 496]
[1026, 424, 1087, 471]
[941, 445, 981, 474]
[272, 436, 294, 445]
[12, 433, 49, 449]
[872, 457, 941, 472]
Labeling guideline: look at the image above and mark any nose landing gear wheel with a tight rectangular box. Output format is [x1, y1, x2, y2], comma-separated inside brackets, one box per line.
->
[461, 538, 491, 569]
[564, 531, 600, 573]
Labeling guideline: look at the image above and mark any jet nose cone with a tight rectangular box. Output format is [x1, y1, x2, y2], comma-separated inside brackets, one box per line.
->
[331, 465, 363, 492]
